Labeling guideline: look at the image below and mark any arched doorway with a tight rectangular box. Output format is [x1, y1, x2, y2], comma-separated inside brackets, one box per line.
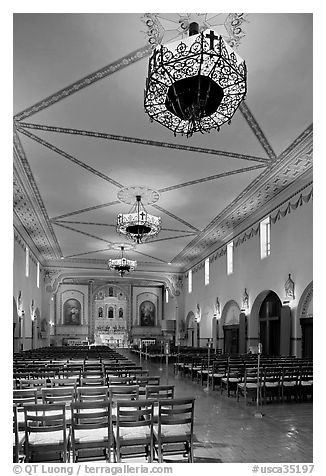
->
[185, 311, 195, 347]
[221, 300, 240, 354]
[259, 291, 282, 355]
[297, 282, 313, 359]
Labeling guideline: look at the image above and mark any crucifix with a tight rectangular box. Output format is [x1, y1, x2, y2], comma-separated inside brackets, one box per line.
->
[139, 211, 146, 220]
[206, 30, 219, 50]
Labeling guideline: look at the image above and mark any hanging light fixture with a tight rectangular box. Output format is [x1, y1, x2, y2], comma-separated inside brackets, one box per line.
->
[116, 187, 162, 244]
[144, 22, 247, 137]
[108, 245, 137, 277]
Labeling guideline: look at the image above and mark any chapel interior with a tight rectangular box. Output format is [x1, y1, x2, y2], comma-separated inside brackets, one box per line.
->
[13, 13, 313, 464]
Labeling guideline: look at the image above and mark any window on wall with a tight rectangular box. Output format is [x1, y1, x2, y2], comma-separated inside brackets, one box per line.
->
[36, 262, 40, 288]
[260, 216, 271, 259]
[165, 288, 169, 303]
[226, 242, 233, 275]
[188, 270, 192, 294]
[205, 258, 210, 285]
[25, 247, 29, 277]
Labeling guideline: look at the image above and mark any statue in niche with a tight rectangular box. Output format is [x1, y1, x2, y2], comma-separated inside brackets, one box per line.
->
[108, 307, 114, 319]
[140, 301, 156, 327]
[285, 274, 295, 300]
[119, 308, 124, 319]
[63, 299, 81, 325]
[215, 297, 221, 316]
[109, 287, 114, 297]
[242, 288, 249, 310]
[98, 307, 103, 318]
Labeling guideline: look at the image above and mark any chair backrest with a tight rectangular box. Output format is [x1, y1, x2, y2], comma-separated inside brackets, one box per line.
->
[49, 377, 79, 388]
[41, 386, 75, 405]
[145, 385, 174, 400]
[71, 401, 110, 430]
[109, 385, 139, 404]
[157, 398, 195, 432]
[108, 376, 134, 386]
[24, 403, 67, 433]
[116, 400, 154, 431]
[18, 377, 48, 390]
[81, 376, 106, 387]
[76, 386, 109, 402]
[13, 388, 38, 406]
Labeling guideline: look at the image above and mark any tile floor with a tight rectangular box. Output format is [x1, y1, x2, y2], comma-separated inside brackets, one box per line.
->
[124, 351, 313, 463]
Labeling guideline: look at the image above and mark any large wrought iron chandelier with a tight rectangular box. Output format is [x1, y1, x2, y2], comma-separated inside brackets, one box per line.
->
[144, 22, 247, 137]
[108, 246, 137, 277]
[116, 193, 162, 244]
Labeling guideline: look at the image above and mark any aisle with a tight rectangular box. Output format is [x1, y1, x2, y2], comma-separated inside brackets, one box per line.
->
[122, 350, 313, 463]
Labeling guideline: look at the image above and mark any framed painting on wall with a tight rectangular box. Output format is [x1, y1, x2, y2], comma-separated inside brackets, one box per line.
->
[63, 298, 81, 325]
[140, 300, 156, 327]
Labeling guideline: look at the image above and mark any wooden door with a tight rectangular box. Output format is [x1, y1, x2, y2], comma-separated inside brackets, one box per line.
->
[224, 326, 239, 354]
[301, 318, 313, 359]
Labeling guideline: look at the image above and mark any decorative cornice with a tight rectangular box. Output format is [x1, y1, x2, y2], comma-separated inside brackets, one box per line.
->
[174, 124, 312, 268]
[191, 183, 312, 273]
[14, 45, 153, 122]
[13, 129, 62, 260]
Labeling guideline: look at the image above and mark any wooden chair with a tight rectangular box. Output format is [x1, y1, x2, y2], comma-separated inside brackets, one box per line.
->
[113, 400, 154, 462]
[237, 367, 261, 404]
[298, 366, 313, 401]
[24, 403, 68, 462]
[221, 365, 244, 397]
[41, 386, 75, 425]
[13, 388, 38, 431]
[81, 375, 106, 387]
[262, 367, 281, 403]
[145, 385, 175, 422]
[76, 386, 109, 403]
[70, 401, 111, 462]
[13, 405, 25, 463]
[153, 398, 195, 463]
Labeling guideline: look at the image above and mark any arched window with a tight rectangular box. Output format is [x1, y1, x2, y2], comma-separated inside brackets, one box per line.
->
[118, 308, 124, 319]
[108, 306, 114, 319]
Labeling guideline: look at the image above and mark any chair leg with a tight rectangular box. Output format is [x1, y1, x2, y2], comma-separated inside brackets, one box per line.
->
[157, 439, 163, 463]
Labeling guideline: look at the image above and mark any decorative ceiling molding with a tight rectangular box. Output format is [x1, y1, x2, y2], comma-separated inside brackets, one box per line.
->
[17, 127, 123, 188]
[14, 45, 153, 122]
[158, 164, 266, 193]
[239, 102, 277, 160]
[64, 248, 111, 259]
[173, 124, 312, 267]
[52, 220, 115, 227]
[132, 249, 167, 264]
[17, 122, 269, 164]
[270, 187, 312, 223]
[51, 202, 120, 221]
[13, 129, 62, 261]
[147, 233, 197, 244]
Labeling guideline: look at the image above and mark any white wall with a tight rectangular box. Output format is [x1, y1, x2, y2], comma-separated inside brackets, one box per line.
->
[13, 234, 45, 351]
[183, 191, 312, 355]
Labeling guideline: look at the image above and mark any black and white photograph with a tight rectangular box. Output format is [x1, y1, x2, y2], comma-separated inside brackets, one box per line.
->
[10, 4, 318, 470]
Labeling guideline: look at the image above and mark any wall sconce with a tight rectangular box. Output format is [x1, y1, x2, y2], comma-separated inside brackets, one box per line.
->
[49, 321, 54, 327]
[195, 303, 201, 323]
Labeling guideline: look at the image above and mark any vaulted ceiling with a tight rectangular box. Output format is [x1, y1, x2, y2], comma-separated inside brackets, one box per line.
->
[13, 13, 313, 279]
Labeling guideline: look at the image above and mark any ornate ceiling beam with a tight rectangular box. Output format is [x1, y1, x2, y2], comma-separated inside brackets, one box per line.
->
[151, 204, 200, 233]
[239, 102, 277, 161]
[17, 127, 123, 188]
[14, 45, 153, 122]
[51, 202, 120, 221]
[52, 221, 111, 244]
[17, 122, 269, 164]
[158, 164, 266, 193]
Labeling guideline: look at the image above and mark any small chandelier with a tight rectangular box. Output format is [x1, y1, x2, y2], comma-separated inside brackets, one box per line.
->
[116, 195, 162, 244]
[144, 22, 247, 137]
[108, 246, 137, 277]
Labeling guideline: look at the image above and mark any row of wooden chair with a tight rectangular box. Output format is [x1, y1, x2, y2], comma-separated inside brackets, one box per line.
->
[14, 396, 195, 463]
